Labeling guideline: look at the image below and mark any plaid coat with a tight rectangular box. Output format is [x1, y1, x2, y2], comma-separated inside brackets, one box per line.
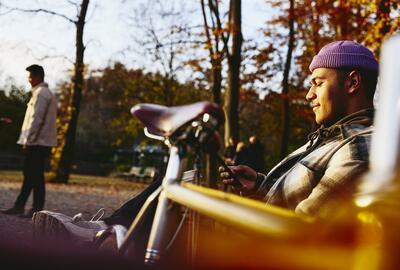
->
[255, 109, 374, 217]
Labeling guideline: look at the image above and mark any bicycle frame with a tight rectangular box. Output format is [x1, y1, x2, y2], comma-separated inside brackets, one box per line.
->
[114, 102, 224, 265]
[144, 145, 186, 264]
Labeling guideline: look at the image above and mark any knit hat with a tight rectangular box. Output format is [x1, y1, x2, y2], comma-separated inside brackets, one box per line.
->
[309, 40, 378, 72]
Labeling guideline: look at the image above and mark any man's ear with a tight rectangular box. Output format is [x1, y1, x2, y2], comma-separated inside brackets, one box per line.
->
[346, 70, 362, 94]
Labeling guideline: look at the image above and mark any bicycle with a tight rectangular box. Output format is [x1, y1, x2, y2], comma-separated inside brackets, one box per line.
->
[95, 101, 226, 265]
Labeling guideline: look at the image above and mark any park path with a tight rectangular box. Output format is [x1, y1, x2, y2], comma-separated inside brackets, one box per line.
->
[0, 178, 146, 247]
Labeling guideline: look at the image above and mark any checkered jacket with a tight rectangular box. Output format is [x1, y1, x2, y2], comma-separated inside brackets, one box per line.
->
[255, 109, 374, 217]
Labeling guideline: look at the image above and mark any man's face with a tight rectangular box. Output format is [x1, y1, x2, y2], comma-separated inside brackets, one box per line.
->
[306, 68, 347, 126]
[28, 72, 42, 87]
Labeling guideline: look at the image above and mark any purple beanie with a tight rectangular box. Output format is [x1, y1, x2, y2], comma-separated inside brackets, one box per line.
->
[309, 40, 378, 72]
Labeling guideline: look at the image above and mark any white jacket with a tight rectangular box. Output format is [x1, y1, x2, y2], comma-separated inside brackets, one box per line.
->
[17, 82, 57, 147]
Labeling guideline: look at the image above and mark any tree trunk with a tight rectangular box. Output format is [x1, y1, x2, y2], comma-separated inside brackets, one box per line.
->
[53, 0, 89, 183]
[279, 0, 295, 160]
[336, 0, 349, 39]
[211, 61, 222, 104]
[311, 0, 321, 53]
[224, 0, 242, 145]
[373, 0, 392, 55]
[200, 0, 223, 104]
[200, 0, 225, 188]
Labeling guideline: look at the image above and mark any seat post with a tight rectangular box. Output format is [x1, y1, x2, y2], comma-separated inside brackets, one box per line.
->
[144, 145, 186, 265]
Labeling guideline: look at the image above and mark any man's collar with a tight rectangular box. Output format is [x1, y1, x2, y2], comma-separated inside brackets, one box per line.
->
[31, 82, 47, 92]
[307, 108, 374, 149]
[327, 108, 375, 127]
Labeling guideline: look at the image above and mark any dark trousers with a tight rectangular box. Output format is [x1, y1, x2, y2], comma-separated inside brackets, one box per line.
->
[14, 145, 51, 211]
[103, 177, 162, 228]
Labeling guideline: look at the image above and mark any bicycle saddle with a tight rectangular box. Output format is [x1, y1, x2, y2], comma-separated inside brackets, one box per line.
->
[131, 101, 224, 137]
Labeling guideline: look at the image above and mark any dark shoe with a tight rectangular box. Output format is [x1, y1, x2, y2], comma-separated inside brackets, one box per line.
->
[1, 207, 24, 215]
[20, 208, 41, 218]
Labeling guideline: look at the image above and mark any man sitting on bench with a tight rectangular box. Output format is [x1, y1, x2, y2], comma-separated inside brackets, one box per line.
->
[32, 40, 378, 243]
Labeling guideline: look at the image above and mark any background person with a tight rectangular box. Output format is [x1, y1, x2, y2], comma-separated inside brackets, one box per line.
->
[223, 136, 237, 160]
[233, 141, 250, 166]
[2, 64, 57, 218]
[246, 135, 265, 172]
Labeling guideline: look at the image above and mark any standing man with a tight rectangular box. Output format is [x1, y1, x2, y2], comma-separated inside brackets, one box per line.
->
[2, 64, 57, 218]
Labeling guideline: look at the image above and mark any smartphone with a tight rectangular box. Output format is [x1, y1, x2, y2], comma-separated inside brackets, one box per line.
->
[216, 155, 243, 188]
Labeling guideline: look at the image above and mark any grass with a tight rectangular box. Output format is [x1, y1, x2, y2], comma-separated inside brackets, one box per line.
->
[0, 170, 148, 189]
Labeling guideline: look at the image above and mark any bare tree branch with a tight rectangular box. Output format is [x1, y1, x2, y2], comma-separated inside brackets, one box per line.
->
[201, 0, 215, 58]
[209, 0, 231, 59]
[37, 54, 74, 64]
[0, 6, 14, 16]
[1, 4, 75, 23]
[66, 0, 80, 12]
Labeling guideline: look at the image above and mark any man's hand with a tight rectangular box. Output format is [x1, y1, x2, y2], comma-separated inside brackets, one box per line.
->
[218, 160, 257, 192]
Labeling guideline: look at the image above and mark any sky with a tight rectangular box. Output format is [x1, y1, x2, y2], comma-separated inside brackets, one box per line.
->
[0, 0, 273, 91]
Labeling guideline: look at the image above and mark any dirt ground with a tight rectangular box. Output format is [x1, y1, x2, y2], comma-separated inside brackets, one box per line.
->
[0, 171, 157, 269]
[0, 173, 147, 248]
